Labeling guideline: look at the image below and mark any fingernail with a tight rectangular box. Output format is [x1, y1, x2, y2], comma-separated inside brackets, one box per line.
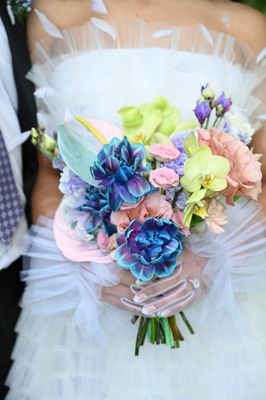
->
[134, 293, 148, 303]
[142, 305, 156, 315]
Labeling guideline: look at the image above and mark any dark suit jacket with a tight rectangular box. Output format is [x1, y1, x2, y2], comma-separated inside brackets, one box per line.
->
[0, 2, 38, 395]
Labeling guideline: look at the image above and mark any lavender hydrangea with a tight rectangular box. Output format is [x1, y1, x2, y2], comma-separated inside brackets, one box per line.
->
[59, 167, 88, 195]
[171, 130, 191, 153]
[164, 152, 188, 177]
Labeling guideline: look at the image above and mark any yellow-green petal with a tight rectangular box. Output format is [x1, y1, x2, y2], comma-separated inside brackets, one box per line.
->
[204, 177, 228, 192]
[186, 189, 207, 204]
[181, 175, 202, 193]
[207, 155, 230, 177]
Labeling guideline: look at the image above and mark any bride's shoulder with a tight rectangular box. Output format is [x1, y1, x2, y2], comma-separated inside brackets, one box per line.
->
[227, 2, 265, 51]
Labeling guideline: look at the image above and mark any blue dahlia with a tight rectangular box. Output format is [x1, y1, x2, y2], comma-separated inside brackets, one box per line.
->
[77, 186, 116, 236]
[90, 137, 151, 212]
[115, 218, 184, 282]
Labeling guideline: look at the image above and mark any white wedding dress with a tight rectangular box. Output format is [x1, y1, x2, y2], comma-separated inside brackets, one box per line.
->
[6, 11, 266, 400]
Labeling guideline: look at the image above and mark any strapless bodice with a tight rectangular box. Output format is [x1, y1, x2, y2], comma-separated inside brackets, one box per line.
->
[29, 19, 266, 131]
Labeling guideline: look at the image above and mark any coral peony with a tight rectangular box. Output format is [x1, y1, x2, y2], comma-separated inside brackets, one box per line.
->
[198, 128, 262, 204]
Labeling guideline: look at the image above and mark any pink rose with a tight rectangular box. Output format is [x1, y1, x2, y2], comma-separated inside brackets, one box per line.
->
[149, 143, 180, 162]
[198, 128, 262, 204]
[205, 199, 228, 234]
[171, 211, 190, 237]
[97, 229, 116, 251]
[111, 192, 173, 232]
[149, 167, 179, 190]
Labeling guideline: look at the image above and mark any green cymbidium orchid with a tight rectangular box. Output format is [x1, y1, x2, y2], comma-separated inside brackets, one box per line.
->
[181, 146, 230, 193]
[118, 96, 180, 146]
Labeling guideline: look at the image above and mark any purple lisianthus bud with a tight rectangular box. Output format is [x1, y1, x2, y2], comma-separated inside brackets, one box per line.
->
[201, 83, 215, 101]
[194, 101, 212, 125]
[215, 92, 232, 117]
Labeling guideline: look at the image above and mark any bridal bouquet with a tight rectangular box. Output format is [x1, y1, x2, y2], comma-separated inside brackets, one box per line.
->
[32, 84, 262, 355]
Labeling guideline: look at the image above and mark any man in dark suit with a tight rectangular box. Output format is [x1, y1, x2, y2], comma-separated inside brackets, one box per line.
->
[0, 2, 37, 397]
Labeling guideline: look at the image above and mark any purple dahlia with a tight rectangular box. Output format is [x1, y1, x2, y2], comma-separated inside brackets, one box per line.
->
[115, 217, 184, 282]
[90, 137, 151, 212]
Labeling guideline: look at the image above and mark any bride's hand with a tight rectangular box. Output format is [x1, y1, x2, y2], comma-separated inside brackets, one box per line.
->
[130, 249, 207, 317]
[101, 270, 143, 315]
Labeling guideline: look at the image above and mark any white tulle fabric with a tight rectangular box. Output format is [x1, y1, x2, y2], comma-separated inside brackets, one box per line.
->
[29, 19, 266, 133]
[6, 17, 266, 400]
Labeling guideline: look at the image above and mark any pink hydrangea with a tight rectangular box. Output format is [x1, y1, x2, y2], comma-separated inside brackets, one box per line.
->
[198, 128, 262, 205]
[150, 167, 179, 190]
[110, 192, 173, 233]
[149, 143, 180, 162]
[97, 229, 116, 251]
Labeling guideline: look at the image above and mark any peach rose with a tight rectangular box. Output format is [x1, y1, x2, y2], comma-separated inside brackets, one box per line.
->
[149, 143, 180, 162]
[149, 167, 180, 190]
[198, 128, 262, 205]
[110, 192, 173, 232]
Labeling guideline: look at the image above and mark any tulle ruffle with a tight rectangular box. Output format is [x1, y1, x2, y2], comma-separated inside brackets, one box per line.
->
[28, 18, 266, 134]
[6, 201, 266, 400]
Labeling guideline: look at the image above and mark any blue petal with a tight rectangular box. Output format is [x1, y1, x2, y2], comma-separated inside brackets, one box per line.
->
[115, 168, 129, 184]
[154, 258, 177, 278]
[131, 144, 146, 163]
[119, 185, 141, 203]
[115, 244, 137, 269]
[127, 175, 150, 197]
[130, 262, 155, 282]
[162, 238, 179, 256]
[108, 184, 123, 211]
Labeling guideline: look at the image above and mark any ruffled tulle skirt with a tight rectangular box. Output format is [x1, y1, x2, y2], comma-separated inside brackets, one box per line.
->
[5, 200, 266, 400]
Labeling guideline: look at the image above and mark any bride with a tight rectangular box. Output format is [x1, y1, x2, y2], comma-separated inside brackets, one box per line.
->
[6, 0, 266, 399]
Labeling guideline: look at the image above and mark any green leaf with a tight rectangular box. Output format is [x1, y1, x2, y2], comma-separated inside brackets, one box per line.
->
[58, 124, 99, 186]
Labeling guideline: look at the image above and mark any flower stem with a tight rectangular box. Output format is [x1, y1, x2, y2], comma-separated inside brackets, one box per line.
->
[204, 115, 211, 129]
[180, 311, 195, 335]
[134, 316, 145, 356]
[212, 116, 220, 128]
[172, 190, 179, 209]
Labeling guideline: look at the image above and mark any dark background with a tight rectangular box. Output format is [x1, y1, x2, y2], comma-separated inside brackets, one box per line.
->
[238, 0, 266, 14]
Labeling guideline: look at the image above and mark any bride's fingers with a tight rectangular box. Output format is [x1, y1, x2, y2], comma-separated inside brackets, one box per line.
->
[120, 270, 137, 287]
[133, 264, 183, 303]
[103, 284, 133, 300]
[102, 293, 142, 315]
[157, 292, 195, 317]
[141, 280, 195, 316]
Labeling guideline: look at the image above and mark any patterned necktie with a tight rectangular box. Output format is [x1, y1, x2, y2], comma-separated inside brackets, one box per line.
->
[0, 129, 24, 244]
